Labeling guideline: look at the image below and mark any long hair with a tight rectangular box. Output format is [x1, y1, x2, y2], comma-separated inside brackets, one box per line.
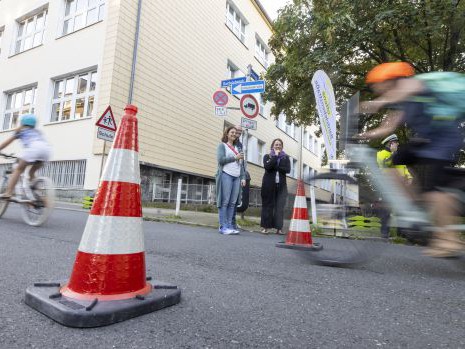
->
[221, 126, 236, 143]
[270, 138, 284, 149]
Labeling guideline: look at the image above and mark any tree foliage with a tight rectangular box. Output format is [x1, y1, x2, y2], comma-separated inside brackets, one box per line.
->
[264, 0, 465, 127]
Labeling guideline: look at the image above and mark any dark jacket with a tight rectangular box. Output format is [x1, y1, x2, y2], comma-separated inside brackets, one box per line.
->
[261, 154, 291, 197]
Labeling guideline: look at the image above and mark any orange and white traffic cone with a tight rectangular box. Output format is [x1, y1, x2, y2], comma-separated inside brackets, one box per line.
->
[25, 105, 180, 327]
[276, 179, 322, 251]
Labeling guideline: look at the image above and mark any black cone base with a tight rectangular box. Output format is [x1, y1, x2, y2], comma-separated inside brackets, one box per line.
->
[25, 280, 181, 328]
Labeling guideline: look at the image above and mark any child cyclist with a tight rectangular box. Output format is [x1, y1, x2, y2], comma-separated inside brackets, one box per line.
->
[0, 114, 51, 199]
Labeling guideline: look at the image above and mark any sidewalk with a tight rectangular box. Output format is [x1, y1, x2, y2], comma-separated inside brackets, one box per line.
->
[56, 201, 292, 234]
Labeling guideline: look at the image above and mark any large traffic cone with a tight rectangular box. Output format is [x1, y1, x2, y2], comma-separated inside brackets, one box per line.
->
[276, 180, 322, 251]
[25, 105, 180, 327]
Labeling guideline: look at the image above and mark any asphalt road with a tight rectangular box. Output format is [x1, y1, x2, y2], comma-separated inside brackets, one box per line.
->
[0, 205, 464, 349]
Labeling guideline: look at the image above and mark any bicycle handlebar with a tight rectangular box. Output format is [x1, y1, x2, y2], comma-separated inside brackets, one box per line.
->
[0, 152, 17, 159]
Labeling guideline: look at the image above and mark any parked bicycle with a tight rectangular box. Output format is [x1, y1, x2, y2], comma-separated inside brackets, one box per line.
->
[0, 153, 55, 226]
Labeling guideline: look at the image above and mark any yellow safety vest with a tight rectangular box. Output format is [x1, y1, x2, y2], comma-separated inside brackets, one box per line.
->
[376, 149, 412, 180]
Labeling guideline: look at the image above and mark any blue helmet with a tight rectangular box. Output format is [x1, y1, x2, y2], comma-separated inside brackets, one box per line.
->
[20, 114, 37, 128]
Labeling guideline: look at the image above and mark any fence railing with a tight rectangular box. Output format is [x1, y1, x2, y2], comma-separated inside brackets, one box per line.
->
[149, 183, 263, 207]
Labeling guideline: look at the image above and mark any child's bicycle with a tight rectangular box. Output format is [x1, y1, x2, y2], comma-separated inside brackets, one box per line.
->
[0, 153, 55, 226]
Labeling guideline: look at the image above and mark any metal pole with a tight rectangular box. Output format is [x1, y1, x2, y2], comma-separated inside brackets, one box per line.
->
[128, 0, 143, 104]
[175, 178, 182, 216]
[98, 141, 107, 180]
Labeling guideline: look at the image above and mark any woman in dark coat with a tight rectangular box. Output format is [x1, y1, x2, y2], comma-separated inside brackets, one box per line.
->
[260, 138, 291, 234]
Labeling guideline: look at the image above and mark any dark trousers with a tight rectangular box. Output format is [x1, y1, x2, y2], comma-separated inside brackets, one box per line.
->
[378, 206, 390, 239]
[261, 184, 287, 230]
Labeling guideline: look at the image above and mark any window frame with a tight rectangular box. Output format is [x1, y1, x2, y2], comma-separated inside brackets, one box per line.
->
[13, 8, 47, 55]
[254, 35, 269, 68]
[50, 69, 97, 123]
[2, 85, 38, 131]
[61, 0, 106, 36]
[225, 2, 247, 43]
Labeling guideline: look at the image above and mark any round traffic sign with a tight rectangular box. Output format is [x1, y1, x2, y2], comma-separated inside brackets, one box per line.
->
[240, 94, 259, 119]
[213, 90, 229, 106]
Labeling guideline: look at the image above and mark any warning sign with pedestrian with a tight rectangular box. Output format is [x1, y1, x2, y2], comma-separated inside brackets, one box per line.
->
[96, 106, 117, 131]
[240, 94, 259, 119]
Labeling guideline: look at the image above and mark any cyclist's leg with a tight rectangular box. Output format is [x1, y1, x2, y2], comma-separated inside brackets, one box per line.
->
[0, 159, 28, 198]
[28, 161, 43, 183]
[419, 161, 463, 257]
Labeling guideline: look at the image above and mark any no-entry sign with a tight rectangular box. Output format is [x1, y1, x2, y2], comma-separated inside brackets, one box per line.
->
[240, 94, 259, 119]
[212, 90, 229, 106]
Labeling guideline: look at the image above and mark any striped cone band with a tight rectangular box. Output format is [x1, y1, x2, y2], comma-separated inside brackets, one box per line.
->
[63, 104, 148, 299]
[288, 217, 311, 233]
[64, 251, 150, 301]
[91, 181, 142, 217]
[100, 148, 141, 184]
[291, 207, 309, 221]
[286, 231, 313, 245]
[296, 180, 306, 197]
[293, 196, 307, 209]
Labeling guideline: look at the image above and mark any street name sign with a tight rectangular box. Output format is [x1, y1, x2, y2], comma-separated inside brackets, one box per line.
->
[241, 117, 257, 130]
[214, 106, 228, 117]
[250, 68, 259, 81]
[231, 80, 265, 95]
[240, 94, 259, 119]
[221, 76, 247, 88]
[97, 127, 116, 142]
[212, 90, 229, 106]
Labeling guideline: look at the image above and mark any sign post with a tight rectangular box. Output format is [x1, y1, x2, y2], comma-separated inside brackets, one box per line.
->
[96, 106, 117, 180]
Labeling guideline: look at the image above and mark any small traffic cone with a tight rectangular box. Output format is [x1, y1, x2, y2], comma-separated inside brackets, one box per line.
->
[276, 180, 322, 251]
[25, 105, 180, 327]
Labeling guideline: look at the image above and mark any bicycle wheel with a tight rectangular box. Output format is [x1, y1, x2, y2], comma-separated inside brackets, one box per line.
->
[0, 177, 9, 218]
[21, 177, 55, 226]
[298, 237, 386, 267]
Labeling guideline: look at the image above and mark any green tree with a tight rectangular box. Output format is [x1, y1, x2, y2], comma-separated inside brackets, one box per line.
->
[265, 0, 465, 127]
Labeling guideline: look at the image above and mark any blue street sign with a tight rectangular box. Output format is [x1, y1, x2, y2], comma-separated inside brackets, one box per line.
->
[250, 69, 259, 81]
[231, 80, 265, 95]
[221, 77, 247, 88]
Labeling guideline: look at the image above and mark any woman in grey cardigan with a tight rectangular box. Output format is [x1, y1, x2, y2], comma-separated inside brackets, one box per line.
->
[216, 126, 246, 235]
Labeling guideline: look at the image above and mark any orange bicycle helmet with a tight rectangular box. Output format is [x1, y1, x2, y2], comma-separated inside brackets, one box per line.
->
[366, 62, 415, 84]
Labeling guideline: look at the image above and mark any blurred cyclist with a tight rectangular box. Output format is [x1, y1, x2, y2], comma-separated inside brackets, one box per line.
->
[0, 114, 51, 199]
[360, 62, 464, 257]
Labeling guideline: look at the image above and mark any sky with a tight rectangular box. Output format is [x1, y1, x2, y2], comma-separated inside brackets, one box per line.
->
[259, 0, 290, 20]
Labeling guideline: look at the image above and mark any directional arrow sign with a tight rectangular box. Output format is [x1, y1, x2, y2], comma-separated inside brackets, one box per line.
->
[221, 76, 247, 88]
[231, 80, 265, 95]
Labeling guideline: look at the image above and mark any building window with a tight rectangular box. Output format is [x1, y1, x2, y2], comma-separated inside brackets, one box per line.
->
[226, 61, 245, 95]
[2, 86, 37, 131]
[289, 157, 298, 178]
[255, 36, 269, 68]
[62, 0, 105, 36]
[245, 134, 265, 165]
[225, 2, 246, 43]
[50, 70, 97, 122]
[14, 9, 47, 54]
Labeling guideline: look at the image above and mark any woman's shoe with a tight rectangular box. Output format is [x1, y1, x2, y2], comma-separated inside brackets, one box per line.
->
[276, 230, 285, 235]
[260, 228, 269, 234]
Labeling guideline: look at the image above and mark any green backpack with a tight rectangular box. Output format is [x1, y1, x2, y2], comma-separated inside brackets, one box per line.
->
[414, 72, 465, 124]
